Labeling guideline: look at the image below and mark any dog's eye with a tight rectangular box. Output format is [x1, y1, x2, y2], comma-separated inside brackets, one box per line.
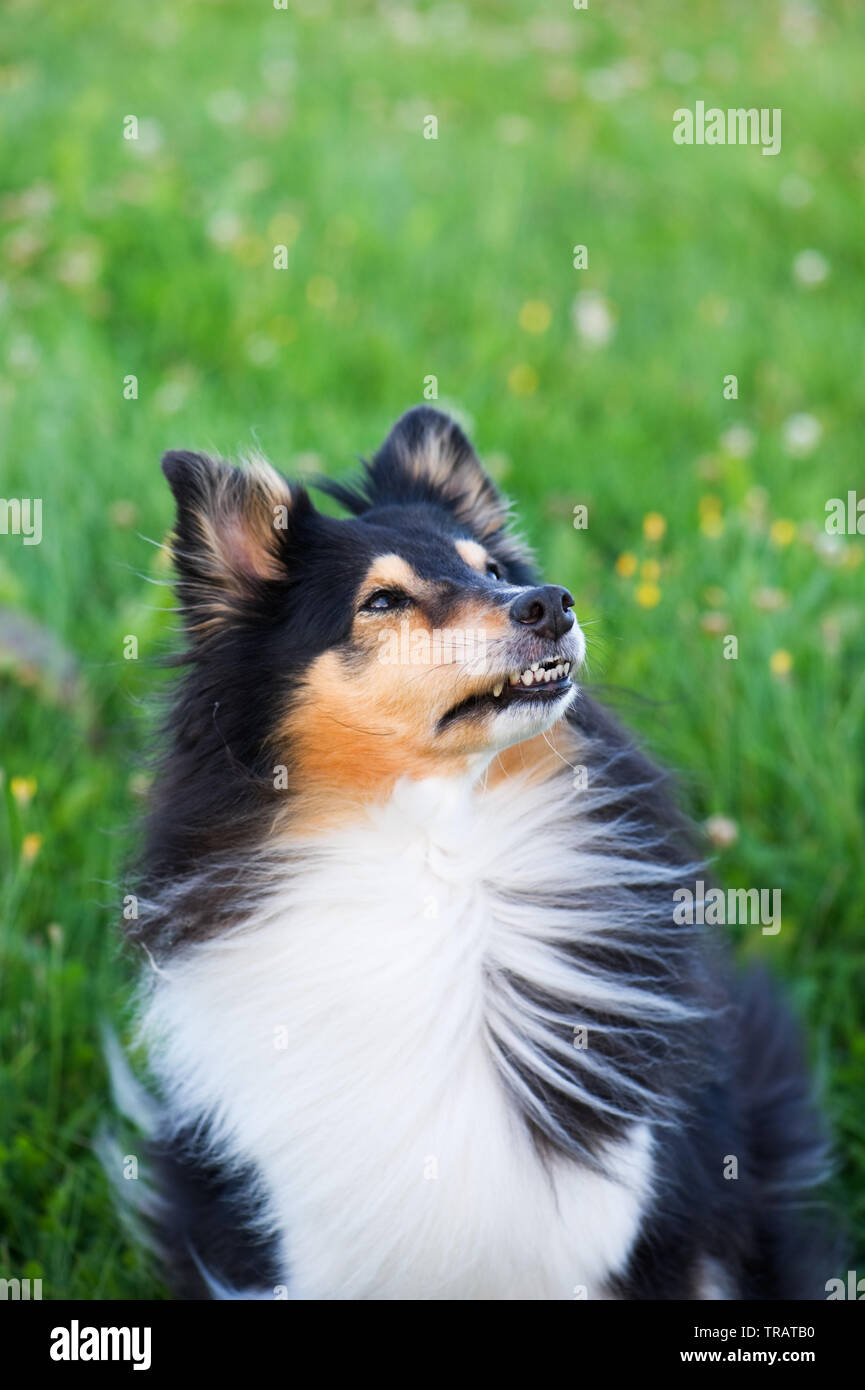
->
[486, 561, 503, 581]
[360, 588, 411, 613]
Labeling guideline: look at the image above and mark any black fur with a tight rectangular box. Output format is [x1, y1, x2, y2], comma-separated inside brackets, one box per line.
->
[145, 1128, 281, 1300]
[613, 969, 838, 1300]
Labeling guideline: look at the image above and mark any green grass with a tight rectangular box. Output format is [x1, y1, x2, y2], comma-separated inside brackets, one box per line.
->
[0, 0, 863, 1298]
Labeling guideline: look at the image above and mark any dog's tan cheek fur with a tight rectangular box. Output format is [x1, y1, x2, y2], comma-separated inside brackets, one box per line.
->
[273, 600, 519, 818]
[273, 656, 467, 825]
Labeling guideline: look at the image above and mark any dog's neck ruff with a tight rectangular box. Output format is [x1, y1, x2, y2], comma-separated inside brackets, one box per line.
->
[141, 759, 701, 1298]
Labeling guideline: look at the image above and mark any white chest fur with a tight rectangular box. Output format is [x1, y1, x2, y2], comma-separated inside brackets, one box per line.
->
[141, 774, 655, 1299]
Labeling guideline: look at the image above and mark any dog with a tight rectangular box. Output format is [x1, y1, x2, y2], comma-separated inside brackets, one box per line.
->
[121, 406, 834, 1299]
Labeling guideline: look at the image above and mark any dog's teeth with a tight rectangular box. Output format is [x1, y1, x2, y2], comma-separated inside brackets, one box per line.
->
[543, 669, 552, 682]
[509, 672, 520, 686]
[564, 662, 571, 674]
[521, 670, 533, 687]
[492, 682, 503, 698]
[531, 662, 540, 671]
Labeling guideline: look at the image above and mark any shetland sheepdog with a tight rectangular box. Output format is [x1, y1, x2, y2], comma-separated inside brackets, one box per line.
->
[121, 406, 834, 1299]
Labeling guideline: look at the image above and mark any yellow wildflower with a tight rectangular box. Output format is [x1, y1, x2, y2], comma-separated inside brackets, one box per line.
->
[518, 300, 552, 334]
[635, 582, 661, 608]
[507, 363, 538, 396]
[770, 649, 793, 677]
[643, 512, 666, 542]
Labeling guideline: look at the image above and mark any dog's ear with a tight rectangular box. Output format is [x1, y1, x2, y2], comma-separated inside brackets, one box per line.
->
[374, 407, 507, 539]
[161, 450, 305, 634]
[321, 407, 535, 578]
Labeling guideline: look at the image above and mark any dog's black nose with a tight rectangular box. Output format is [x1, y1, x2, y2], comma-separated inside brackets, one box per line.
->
[509, 585, 575, 641]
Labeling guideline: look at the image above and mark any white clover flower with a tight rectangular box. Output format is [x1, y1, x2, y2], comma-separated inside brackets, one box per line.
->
[720, 424, 754, 458]
[129, 118, 163, 156]
[792, 249, 829, 287]
[207, 211, 243, 247]
[572, 291, 615, 348]
[779, 175, 812, 208]
[782, 412, 822, 456]
[814, 532, 844, 564]
[704, 815, 739, 849]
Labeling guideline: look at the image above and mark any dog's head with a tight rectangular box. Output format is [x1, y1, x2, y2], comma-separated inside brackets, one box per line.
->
[162, 408, 584, 804]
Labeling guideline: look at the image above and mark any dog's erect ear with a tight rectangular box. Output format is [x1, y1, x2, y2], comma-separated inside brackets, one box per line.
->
[373, 407, 507, 539]
[320, 407, 535, 576]
[161, 451, 304, 634]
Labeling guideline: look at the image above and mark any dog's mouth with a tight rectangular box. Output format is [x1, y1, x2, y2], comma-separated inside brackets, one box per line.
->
[439, 655, 575, 728]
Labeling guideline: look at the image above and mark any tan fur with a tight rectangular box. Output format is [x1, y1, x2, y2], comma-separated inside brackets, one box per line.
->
[486, 719, 582, 789]
[214, 456, 292, 583]
[275, 563, 522, 822]
[356, 554, 426, 603]
[384, 422, 535, 572]
[455, 538, 491, 573]
[392, 423, 506, 541]
[177, 456, 293, 634]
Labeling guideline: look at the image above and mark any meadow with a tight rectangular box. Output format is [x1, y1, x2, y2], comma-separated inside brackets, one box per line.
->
[0, 0, 862, 1297]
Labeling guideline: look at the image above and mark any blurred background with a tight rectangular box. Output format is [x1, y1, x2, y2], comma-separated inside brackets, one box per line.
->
[0, 0, 862, 1297]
